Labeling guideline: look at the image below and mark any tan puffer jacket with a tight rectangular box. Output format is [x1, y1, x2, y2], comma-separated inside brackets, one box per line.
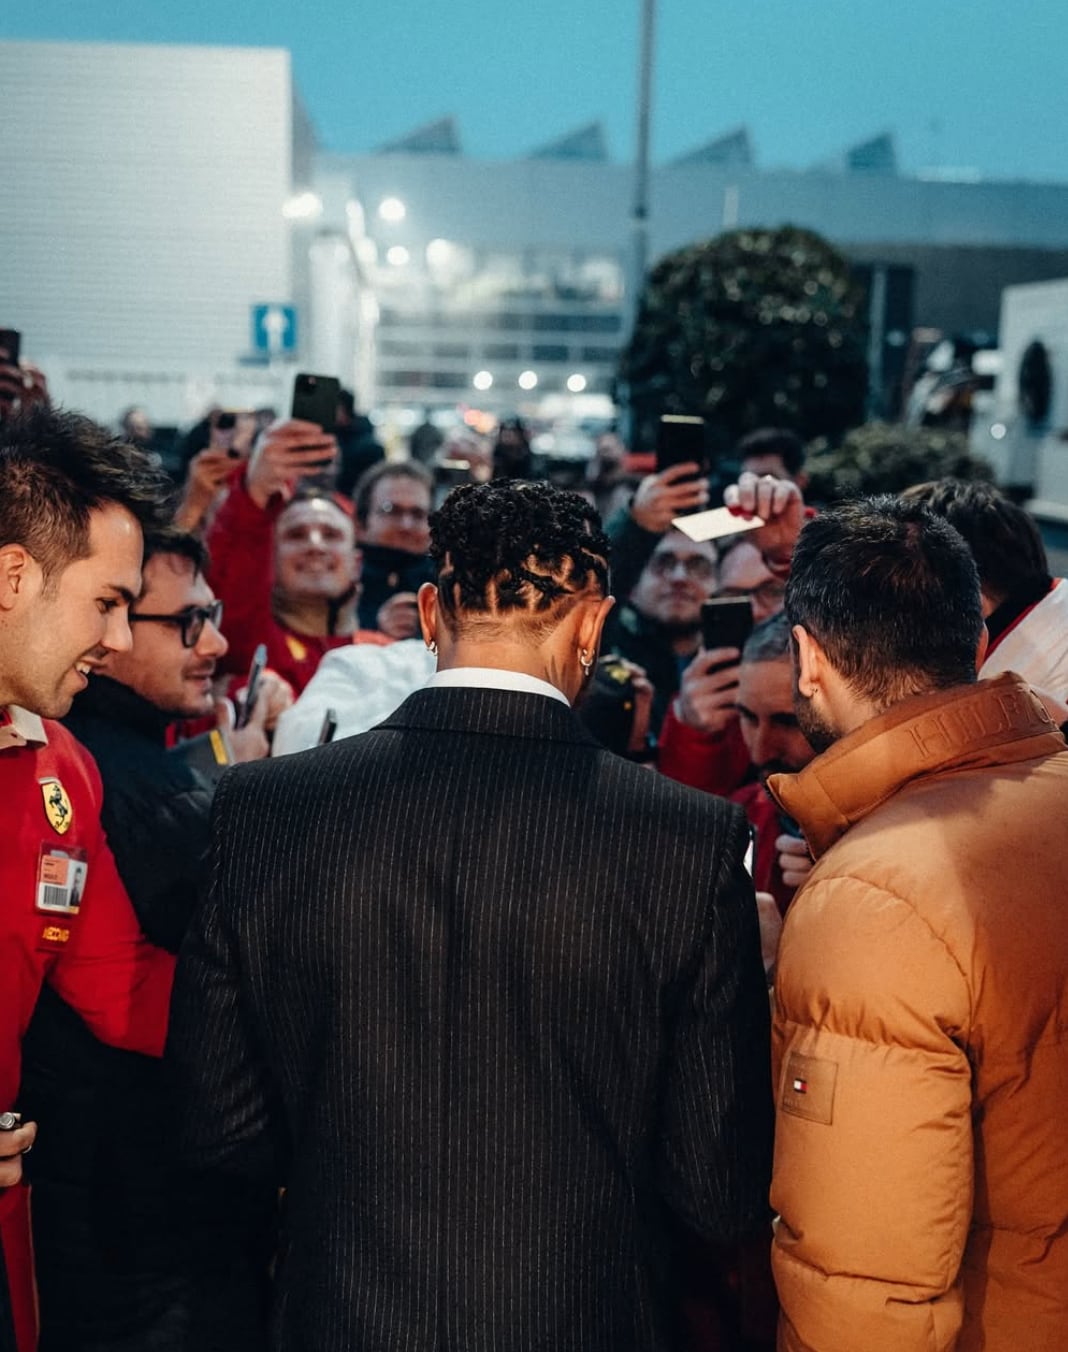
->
[766, 674, 1068, 1352]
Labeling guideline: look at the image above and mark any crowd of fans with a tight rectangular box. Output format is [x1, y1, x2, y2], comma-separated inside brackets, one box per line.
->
[1, 331, 1067, 1352]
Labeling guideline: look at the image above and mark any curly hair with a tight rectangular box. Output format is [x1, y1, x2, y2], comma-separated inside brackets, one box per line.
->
[430, 481, 609, 637]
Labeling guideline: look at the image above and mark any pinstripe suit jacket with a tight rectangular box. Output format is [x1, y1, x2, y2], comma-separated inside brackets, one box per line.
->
[167, 686, 773, 1352]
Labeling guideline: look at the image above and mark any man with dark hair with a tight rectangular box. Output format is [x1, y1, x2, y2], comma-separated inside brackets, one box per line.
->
[736, 427, 808, 488]
[333, 387, 383, 498]
[659, 613, 815, 917]
[902, 477, 1068, 699]
[23, 525, 281, 1350]
[729, 477, 1068, 1351]
[168, 479, 773, 1352]
[603, 528, 719, 736]
[351, 458, 436, 638]
[205, 419, 391, 693]
[0, 406, 177, 1352]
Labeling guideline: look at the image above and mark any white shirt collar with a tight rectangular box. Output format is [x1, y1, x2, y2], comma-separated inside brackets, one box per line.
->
[0, 705, 49, 751]
[423, 666, 570, 707]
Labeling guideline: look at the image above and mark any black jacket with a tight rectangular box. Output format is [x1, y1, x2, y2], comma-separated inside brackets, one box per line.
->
[168, 685, 773, 1352]
[602, 602, 695, 738]
[356, 541, 436, 631]
[62, 675, 218, 951]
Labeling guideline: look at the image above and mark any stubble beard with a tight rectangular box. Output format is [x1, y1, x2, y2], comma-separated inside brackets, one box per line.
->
[792, 672, 839, 756]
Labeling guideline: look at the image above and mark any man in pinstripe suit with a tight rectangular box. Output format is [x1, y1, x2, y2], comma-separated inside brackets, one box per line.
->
[167, 480, 773, 1351]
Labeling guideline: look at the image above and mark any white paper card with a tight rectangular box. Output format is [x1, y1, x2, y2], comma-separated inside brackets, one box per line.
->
[672, 506, 764, 543]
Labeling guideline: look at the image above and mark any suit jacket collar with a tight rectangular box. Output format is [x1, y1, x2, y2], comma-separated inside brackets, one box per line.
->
[380, 685, 601, 747]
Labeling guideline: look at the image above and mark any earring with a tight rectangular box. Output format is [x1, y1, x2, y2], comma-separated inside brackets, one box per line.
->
[426, 640, 438, 656]
[579, 648, 594, 676]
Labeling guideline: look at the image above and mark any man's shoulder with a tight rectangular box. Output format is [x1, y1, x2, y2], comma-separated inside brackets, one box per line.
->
[225, 710, 742, 826]
[33, 718, 100, 782]
[6, 718, 107, 830]
[592, 752, 749, 846]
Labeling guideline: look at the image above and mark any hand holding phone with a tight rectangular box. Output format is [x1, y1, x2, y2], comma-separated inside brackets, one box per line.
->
[642, 416, 710, 524]
[776, 834, 814, 891]
[291, 374, 342, 490]
[675, 647, 742, 735]
[235, 643, 268, 731]
[245, 420, 339, 508]
[630, 462, 710, 533]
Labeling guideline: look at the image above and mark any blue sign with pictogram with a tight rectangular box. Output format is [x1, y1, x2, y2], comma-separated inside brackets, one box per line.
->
[251, 304, 297, 355]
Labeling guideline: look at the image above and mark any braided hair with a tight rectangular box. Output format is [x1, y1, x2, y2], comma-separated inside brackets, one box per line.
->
[430, 481, 609, 636]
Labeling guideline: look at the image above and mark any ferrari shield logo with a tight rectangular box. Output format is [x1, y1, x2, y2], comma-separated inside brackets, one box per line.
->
[39, 778, 73, 835]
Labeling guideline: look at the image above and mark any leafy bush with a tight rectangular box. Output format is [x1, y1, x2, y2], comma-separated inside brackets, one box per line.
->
[804, 422, 995, 503]
[618, 226, 868, 454]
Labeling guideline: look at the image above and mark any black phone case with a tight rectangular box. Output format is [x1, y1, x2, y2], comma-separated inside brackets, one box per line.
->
[291, 373, 340, 433]
[701, 598, 754, 652]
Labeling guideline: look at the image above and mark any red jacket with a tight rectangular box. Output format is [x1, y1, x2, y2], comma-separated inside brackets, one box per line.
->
[658, 706, 794, 914]
[206, 478, 390, 695]
[2, 714, 174, 1352]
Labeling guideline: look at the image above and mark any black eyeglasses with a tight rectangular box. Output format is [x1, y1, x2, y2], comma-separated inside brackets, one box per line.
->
[128, 600, 224, 649]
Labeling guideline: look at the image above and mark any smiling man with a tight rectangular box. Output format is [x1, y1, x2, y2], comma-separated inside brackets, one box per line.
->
[0, 405, 176, 1352]
[206, 420, 391, 694]
[22, 526, 282, 1349]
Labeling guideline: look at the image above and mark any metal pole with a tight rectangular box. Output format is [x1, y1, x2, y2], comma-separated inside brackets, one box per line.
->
[630, 0, 656, 335]
[866, 263, 888, 419]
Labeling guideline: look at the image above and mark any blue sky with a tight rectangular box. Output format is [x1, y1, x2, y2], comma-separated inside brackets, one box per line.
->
[5, 0, 1067, 179]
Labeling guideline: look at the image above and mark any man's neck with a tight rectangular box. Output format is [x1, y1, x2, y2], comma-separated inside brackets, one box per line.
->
[274, 592, 357, 638]
[439, 644, 571, 700]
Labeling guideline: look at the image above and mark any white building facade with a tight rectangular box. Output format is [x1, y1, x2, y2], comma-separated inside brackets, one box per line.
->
[8, 37, 1068, 440]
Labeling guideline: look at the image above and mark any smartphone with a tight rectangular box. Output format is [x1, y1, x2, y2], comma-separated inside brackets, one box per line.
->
[0, 329, 21, 364]
[210, 410, 237, 454]
[701, 595, 754, 654]
[655, 414, 708, 477]
[317, 708, 338, 746]
[291, 373, 340, 434]
[235, 643, 268, 731]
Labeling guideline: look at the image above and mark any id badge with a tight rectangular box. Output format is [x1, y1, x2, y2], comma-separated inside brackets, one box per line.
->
[36, 844, 89, 916]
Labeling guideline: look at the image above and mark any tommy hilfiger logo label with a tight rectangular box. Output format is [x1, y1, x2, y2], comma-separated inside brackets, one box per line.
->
[782, 1052, 836, 1125]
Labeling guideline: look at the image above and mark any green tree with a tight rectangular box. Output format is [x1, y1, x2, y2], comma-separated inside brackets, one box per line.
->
[619, 226, 868, 454]
[804, 422, 995, 503]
